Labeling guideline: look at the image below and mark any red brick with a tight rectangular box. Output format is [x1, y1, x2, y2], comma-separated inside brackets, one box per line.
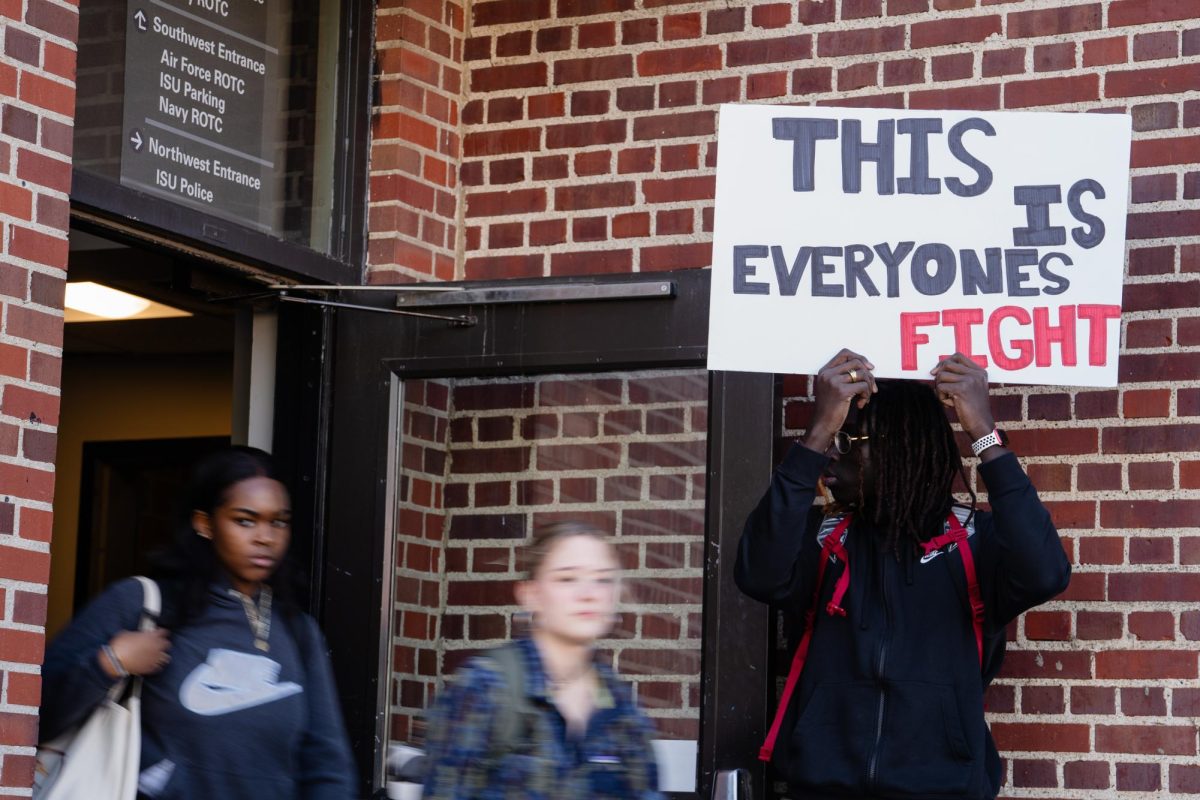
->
[633, 110, 716, 141]
[727, 34, 811, 67]
[465, 188, 546, 218]
[1005, 75, 1100, 108]
[662, 81, 699, 111]
[1064, 760, 1110, 790]
[616, 85, 654, 112]
[536, 26, 571, 53]
[549, 249, 634, 276]
[1077, 610, 1122, 639]
[845, 0, 884, 18]
[1098, 650, 1196, 680]
[554, 181, 634, 211]
[662, 12, 702, 40]
[1110, 0, 1197, 27]
[1024, 610, 1070, 640]
[912, 15, 1001, 48]
[527, 93, 564, 120]
[471, 62, 547, 93]
[553, 54, 633, 85]
[473, 0, 550, 26]
[889, 0, 929, 12]
[885, 57, 925, 86]
[818, 26, 904, 57]
[529, 219, 565, 246]
[1111, 571, 1200, 602]
[839, 63, 878, 92]
[1000, 650, 1092, 679]
[617, 146, 655, 174]
[1116, 762, 1161, 791]
[0, 542, 50, 582]
[911, 84, 1000, 111]
[793, 66, 833, 94]
[572, 150, 610, 176]
[578, 21, 616, 49]
[1172, 765, 1200, 794]
[619, 18, 656, 45]
[642, 175, 714, 203]
[1108, 64, 1200, 98]
[1034, 41, 1076, 71]
[1127, 462, 1173, 491]
[1128, 246, 1175, 276]
[932, 52, 973, 81]
[700, 6, 739, 33]
[463, 127, 541, 157]
[797, 0, 836, 23]
[660, 144, 698, 172]
[1071, 685, 1115, 714]
[464, 254, 543, 280]
[3, 305, 62, 348]
[637, 45, 722, 77]
[1077, 465, 1120, 493]
[612, 212, 650, 239]
[991, 722, 1090, 752]
[641, 243, 711, 271]
[747, 72, 788, 100]
[1105, 423, 1200, 454]
[1133, 30, 1179, 61]
[1127, 210, 1200, 240]
[1012, 759, 1056, 787]
[545, 119, 626, 149]
[1083, 36, 1127, 67]
[1128, 611, 1174, 640]
[1008, 4, 1101, 38]
[1096, 725, 1196, 755]
[532, 154, 568, 180]
[1123, 388, 1170, 417]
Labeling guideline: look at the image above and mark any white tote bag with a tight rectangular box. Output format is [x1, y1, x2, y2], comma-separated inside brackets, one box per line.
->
[34, 576, 160, 800]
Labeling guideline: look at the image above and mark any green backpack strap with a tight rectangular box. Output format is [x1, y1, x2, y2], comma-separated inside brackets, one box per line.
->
[485, 643, 536, 756]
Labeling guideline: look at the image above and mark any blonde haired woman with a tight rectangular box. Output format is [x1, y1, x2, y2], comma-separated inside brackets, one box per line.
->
[423, 521, 663, 799]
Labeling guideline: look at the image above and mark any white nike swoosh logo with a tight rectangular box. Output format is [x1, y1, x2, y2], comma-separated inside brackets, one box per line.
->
[180, 649, 302, 716]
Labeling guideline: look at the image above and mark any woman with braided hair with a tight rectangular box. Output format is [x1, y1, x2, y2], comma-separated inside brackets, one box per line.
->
[736, 348, 1070, 800]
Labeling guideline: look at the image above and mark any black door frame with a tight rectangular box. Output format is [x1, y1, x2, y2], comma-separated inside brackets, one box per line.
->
[275, 268, 776, 798]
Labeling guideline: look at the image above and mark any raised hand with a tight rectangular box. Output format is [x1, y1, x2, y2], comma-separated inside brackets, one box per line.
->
[801, 348, 877, 453]
[930, 353, 997, 442]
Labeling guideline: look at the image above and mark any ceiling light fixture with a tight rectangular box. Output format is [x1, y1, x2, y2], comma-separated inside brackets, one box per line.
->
[64, 282, 191, 322]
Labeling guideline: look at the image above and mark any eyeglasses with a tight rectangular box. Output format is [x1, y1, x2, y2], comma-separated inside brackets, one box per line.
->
[831, 431, 869, 455]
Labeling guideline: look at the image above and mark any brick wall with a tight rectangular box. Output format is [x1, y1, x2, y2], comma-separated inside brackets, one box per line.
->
[369, 0, 465, 283]
[391, 371, 708, 746]
[0, 1, 77, 796]
[368, 0, 1200, 796]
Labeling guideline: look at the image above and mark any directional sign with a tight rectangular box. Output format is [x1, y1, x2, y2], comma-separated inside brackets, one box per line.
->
[119, 0, 287, 234]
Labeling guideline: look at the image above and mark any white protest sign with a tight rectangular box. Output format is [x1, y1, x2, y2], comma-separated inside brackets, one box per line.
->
[707, 105, 1131, 387]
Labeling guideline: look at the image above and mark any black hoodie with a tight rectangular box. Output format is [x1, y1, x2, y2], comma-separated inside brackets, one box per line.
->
[735, 445, 1069, 800]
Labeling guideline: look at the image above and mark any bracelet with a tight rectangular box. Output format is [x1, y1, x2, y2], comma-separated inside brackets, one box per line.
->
[101, 644, 129, 678]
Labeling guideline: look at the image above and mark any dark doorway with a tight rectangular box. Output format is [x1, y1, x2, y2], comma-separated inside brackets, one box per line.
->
[75, 436, 230, 608]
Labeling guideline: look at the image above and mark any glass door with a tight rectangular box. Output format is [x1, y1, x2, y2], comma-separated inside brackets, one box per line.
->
[290, 270, 775, 797]
[390, 370, 708, 789]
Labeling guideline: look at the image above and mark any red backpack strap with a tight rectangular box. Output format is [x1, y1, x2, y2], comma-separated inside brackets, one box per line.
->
[759, 515, 852, 762]
[944, 512, 985, 667]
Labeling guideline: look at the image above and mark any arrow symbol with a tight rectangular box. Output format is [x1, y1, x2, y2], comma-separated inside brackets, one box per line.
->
[134, 9, 147, 31]
[129, 129, 143, 151]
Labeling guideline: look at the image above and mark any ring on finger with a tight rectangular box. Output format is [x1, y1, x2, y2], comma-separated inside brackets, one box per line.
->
[848, 368, 858, 382]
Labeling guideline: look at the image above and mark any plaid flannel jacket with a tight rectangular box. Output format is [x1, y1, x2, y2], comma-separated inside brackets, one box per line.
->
[422, 637, 664, 800]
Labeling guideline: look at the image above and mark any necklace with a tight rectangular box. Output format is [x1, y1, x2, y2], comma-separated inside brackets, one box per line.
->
[231, 585, 272, 651]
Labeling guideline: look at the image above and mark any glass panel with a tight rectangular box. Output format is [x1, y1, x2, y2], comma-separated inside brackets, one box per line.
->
[388, 370, 708, 757]
[73, 0, 341, 253]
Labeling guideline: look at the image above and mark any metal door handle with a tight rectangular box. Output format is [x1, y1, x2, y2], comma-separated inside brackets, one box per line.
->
[711, 768, 751, 799]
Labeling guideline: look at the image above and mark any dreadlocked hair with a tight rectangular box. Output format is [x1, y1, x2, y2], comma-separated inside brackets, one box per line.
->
[856, 380, 976, 556]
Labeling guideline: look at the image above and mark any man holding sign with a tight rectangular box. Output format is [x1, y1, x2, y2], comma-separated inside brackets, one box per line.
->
[735, 348, 1069, 800]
